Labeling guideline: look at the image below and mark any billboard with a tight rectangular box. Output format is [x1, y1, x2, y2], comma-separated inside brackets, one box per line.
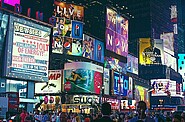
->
[127, 77, 133, 99]
[160, 32, 174, 56]
[4, 0, 20, 6]
[164, 52, 177, 71]
[54, 1, 84, 21]
[113, 71, 128, 96]
[4, 15, 51, 82]
[121, 100, 136, 110]
[151, 79, 176, 96]
[64, 62, 103, 94]
[139, 38, 164, 65]
[178, 54, 185, 78]
[106, 8, 128, 57]
[71, 21, 83, 39]
[103, 68, 110, 95]
[94, 39, 104, 63]
[35, 70, 62, 93]
[82, 34, 95, 60]
[135, 85, 150, 108]
[127, 54, 138, 75]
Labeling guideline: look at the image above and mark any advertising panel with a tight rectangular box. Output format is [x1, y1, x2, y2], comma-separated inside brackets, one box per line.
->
[127, 54, 138, 75]
[164, 52, 177, 71]
[4, 0, 20, 6]
[121, 100, 136, 110]
[139, 38, 164, 65]
[106, 8, 128, 57]
[82, 34, 95, 60]
[54, 1, 84, 21]
[35, 70, 62, 93]
[103, 68, 110, 95]
[71, 21, 83, 39]
[64, 62, 103, 94]
[178, 54, 185, 78]
[4, 15, 51, 82]
[94, 39, 104, 63]
[160, 32, 174, 56]
[72, 38, 82, 56]
[53, 18, 72, 38]
[113, 72, 128, 96]
[135, 85, 149, 108]
[72, 95, 99, 104]
[151, 79, 176, 96]
[127, 77, 133, 99]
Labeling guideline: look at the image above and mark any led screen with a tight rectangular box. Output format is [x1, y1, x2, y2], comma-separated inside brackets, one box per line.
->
[106, 8, 128, 57]
[127, 54, 138, 75]
[64, 62, 103, 94]
[4, 15, 51, 82]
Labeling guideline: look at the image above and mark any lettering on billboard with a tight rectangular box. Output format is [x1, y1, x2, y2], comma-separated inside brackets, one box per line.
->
[73, 96, 98, 104]
[4, 15, 51, 82]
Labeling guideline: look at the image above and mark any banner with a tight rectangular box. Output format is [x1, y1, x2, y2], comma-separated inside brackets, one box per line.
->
[4, 15, 51, 82]
[64, 62, 103, 94]
[139, 38, 164, 65]
[94, 39, 104, 63]
[113, 72, 128, 96]
[82, 34, 95, 60]
[106, 8, 128, 57]
[35, 70, 62, 93]
[160, 32, 174, 56]
[71, 21, 83, 39]
[151, 79, 176, 96]
[164, 52, 177, 71]
[54, 1, 84, 21]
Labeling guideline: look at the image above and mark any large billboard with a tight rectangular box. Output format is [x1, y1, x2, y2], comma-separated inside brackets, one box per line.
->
[178, 54, 185, 78]
[35, 70, 62, 93]
[113, 71, 128, 96]
[106, 8, 128, 57]
[64, 62, 103, 94]
[82, 34, 95, 60]
[54, 1, 84, 21]
[4, 15, 51, 82]
[127, 54, 138, 75]
[139, 38, 164, 65]
[151, 79, 176, 96]
[160, 32, 174, 56]
[135, 85, 150, 108]
[164, 52, 177, 71]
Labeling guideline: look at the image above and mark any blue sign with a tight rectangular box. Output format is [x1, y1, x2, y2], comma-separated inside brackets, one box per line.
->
[71, 21, 83, 39]
[113, 72, 128, 96]
[94, 39, 104, 63]
[3, 15, 51, 82]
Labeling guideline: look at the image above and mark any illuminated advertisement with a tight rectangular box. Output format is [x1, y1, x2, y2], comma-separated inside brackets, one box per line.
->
[72, 38, 82, 56]
[127, 54, 138, 75]
[139, 38, 164, 65]
[151, 79, 176, 96]
[94, 40, 104, 63]
[160, 32, 174, 56]
[53, 18, 72, 38]
[127, 77, 133, 99]
[82, 34, 95, 60]
[164, 52, 177, 71]
[35, 70, 62, 93]
[178, 54, 185, 78]
[4, 15, 51, 82]
[135, 85, 149, 108]
[4, 0, 20, 6]
[113, 72, 128, 96]
[104, 68, 110, 95]
[54, 1, 84, 21]
[106, 8, 128, 57]
[64, 62, 103, 94]
[104, 57, 127, 74]
[121, 100, 136, 110]
[71, 21, 83, 39]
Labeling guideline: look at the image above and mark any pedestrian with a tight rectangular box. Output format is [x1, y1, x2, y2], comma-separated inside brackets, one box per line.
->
[94, 102, 113, 122]
[20, 109, 27, 122]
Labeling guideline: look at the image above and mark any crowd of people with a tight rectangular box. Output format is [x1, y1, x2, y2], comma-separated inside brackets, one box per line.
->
[4, 101, 185, 122]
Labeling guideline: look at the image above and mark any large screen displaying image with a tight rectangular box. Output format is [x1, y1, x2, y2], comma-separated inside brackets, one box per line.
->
[35, 70, 62, 93]
[127, 54, 138, 75]
[54, 1, 84, 21]
[113, 72, 128, 96]
[64, 62, 103, 94]
[139, 38, 164, 65]
[151, 79, 176, 96]
[4, 15, 51, 82]
[106, 8, 128, 57]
